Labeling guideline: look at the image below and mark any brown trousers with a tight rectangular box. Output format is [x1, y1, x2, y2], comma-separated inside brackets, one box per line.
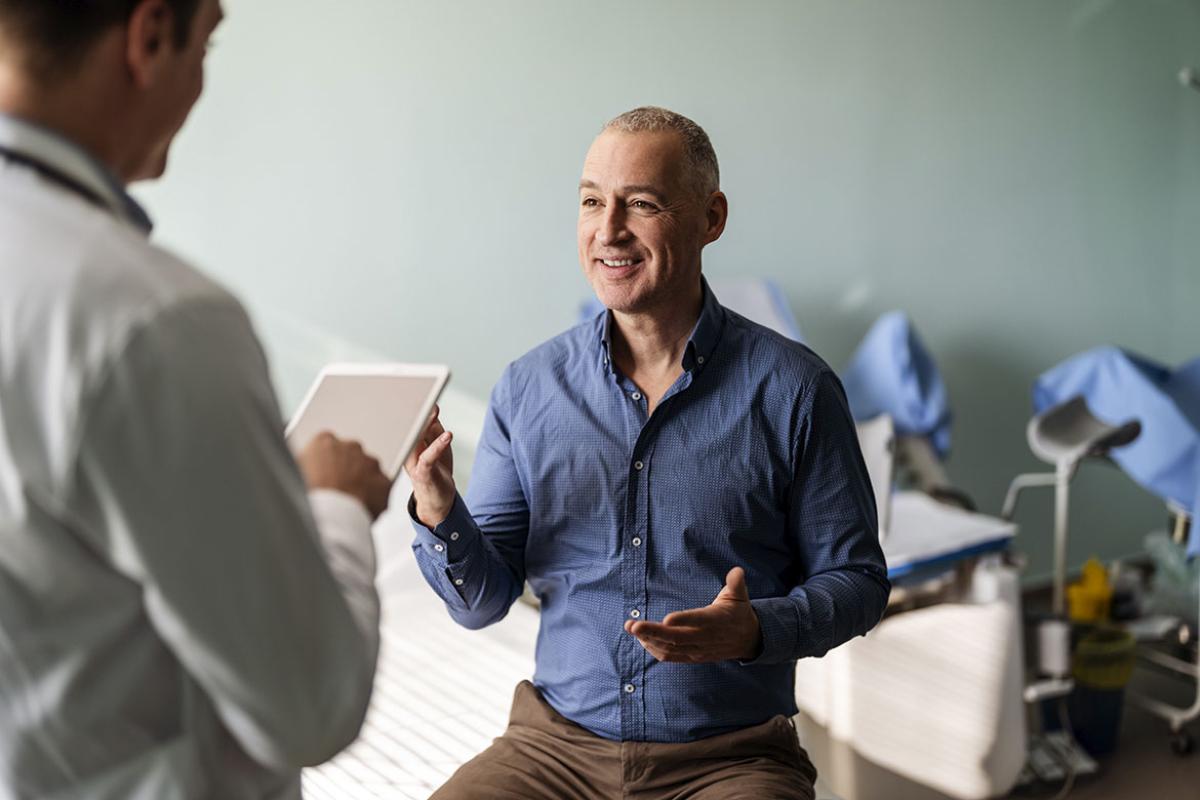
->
[430, 682, 817, 800]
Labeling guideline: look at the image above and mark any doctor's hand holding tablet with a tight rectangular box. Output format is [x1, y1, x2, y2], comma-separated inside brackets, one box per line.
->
[286, 363, 452, 521]
[296, 433, 394, 519]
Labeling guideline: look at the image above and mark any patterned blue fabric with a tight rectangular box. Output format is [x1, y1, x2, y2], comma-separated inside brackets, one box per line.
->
[1033, 346, 1200, 557]
[411, 279, 890, 743]
[841, 311, 952, 458]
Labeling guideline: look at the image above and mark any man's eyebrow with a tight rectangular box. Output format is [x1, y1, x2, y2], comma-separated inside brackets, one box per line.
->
[578, 180, 668, 203]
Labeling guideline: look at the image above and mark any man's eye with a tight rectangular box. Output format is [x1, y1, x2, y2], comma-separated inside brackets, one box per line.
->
[631, 200, 658, 211]
[581, 198, 599, 207]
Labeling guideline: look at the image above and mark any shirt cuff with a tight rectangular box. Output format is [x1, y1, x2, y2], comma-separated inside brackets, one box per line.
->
[408, 492, 477, 563]
[742, 596, 803, 666]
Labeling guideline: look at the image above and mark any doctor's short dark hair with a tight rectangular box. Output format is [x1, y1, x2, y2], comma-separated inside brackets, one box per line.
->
[0, 0, 201, 82]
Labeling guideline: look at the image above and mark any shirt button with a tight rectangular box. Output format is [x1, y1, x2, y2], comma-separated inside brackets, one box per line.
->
[632, 537, 642, 547]
[449, 531, 460, 541]
[631, 391, 642, 401]
[454, 578, 464, 586]
[634, 461, 644, 471]
[433, 543, 445, 553]
[630, 609, 641, 618]
[624, 683, 636, 694]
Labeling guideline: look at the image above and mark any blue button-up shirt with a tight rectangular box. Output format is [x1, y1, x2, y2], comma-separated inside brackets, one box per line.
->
[412, 280, 890, 743]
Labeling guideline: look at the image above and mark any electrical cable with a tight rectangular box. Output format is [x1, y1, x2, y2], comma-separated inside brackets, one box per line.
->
[1046, 695, 1078, 800]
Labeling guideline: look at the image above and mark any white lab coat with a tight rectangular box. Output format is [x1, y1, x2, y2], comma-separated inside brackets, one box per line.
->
[0, 115, 379, 799]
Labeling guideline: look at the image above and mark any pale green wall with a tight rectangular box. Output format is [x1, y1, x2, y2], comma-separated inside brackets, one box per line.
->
[135, 0, 1200, 582]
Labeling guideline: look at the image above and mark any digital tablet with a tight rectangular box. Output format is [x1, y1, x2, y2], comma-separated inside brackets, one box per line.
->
[285, 363, 450, 480]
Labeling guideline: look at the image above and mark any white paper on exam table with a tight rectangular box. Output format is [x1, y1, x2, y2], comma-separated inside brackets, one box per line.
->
[883, 491, 1016, 578]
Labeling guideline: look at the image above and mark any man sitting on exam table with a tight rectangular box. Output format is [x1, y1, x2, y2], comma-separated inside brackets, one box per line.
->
[407, 106, 890, 800]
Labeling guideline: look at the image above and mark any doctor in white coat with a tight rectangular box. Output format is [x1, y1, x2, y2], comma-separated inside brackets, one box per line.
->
[0, 1, 391, 797]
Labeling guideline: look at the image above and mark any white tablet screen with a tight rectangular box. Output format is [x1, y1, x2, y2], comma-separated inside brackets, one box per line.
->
[286, 368, 448, 479]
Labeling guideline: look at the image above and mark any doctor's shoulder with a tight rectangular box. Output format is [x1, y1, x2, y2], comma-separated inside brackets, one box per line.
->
[64, 231, 264, 400]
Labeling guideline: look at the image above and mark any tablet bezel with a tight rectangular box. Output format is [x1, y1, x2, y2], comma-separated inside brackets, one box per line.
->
[285, 362, 451, 480]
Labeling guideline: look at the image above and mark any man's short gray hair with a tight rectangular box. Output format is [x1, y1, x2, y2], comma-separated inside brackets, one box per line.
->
[603, 106, 720, 198]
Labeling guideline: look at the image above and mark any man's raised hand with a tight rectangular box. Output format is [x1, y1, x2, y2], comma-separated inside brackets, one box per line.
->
[406, 405, 457, 528]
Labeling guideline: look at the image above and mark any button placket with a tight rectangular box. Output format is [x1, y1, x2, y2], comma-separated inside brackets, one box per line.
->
[626, 438, 653, 739]
[620, 395, 661, 741]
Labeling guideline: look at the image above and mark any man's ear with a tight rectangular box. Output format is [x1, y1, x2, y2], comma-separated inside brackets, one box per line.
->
[702, 191, 729, 247]
[125, 0, 174, 90]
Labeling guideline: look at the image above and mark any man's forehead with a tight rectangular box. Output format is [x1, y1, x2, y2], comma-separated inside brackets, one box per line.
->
[580, 129, 686, 191]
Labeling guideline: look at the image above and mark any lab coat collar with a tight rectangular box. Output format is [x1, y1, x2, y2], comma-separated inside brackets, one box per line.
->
[0, 113, 153, 234]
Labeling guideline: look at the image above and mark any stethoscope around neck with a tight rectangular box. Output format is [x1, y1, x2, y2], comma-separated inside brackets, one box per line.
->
[0, 144, 111, 212]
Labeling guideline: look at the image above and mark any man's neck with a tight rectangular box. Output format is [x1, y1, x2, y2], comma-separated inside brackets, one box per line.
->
[610, 281, 704, 383]
[0, 62, 130, 184]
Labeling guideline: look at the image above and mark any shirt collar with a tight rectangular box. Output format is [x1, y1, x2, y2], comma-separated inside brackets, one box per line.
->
[685, 276, 724, 371]
[0, 113, 153, 234]
[596, 276, 726, 375]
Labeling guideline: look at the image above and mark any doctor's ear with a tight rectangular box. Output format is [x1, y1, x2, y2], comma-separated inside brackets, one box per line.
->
[125, 0, 176, 89]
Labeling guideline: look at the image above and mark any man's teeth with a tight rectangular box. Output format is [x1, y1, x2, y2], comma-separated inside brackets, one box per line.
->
[602, 259, 635, 267]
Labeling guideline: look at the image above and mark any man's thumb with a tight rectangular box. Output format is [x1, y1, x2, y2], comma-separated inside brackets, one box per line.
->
[716, 566, 750, 603]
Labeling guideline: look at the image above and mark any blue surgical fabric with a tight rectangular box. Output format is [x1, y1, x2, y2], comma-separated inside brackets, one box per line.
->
[1033, 346, 1200, 557]
[412, 280, 889, 743]
[841, 311, 952, 458]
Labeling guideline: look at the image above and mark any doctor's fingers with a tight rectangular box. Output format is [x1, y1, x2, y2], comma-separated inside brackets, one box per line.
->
[363, 471, 393, 519]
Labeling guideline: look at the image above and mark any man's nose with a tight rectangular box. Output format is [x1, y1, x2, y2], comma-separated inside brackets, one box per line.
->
[596, 203, 629, 246]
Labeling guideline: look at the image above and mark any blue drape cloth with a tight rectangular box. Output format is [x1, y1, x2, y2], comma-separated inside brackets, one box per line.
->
[841, 311, 953, 458]
[1033, 346, 1200, 558]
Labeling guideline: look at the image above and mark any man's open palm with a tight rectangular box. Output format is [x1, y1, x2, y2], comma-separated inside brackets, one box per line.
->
[625, 567, 763, 663]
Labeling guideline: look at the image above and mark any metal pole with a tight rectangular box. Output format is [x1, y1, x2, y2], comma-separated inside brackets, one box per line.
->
[1053, 463, 1070, 617]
